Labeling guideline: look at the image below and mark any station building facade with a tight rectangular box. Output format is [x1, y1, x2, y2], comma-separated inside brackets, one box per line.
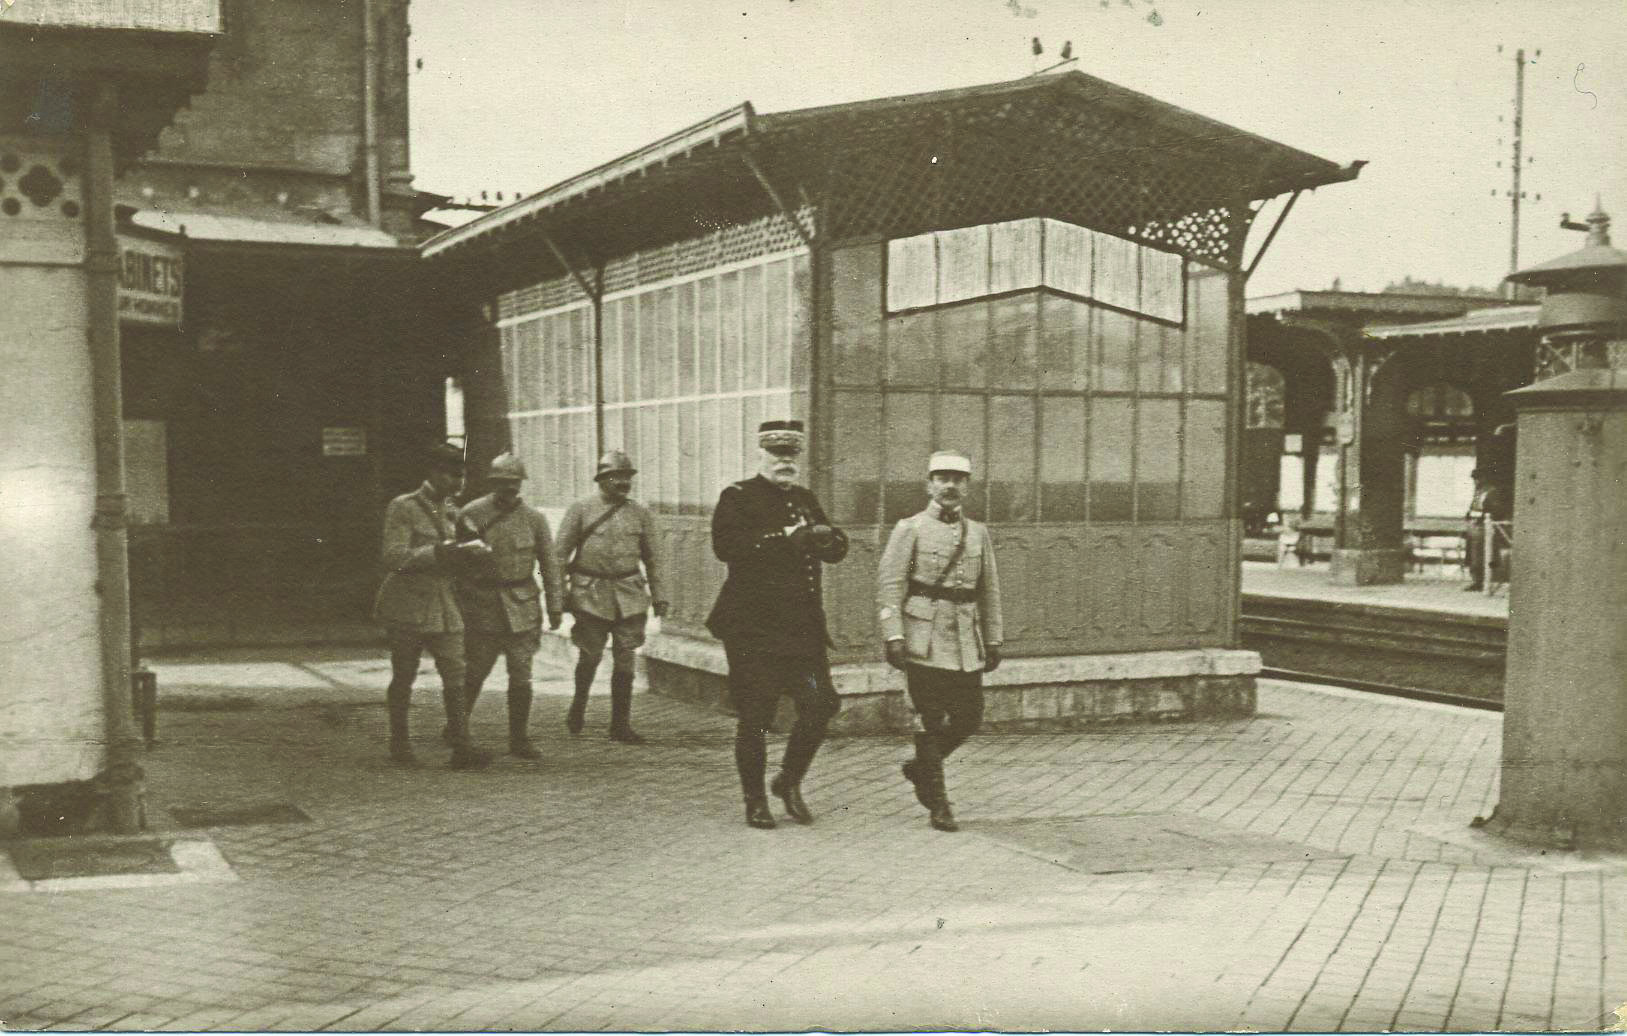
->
[425, 73, 1358, 730]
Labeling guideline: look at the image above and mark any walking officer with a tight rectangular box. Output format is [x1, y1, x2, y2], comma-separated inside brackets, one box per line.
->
[707, 419, 849, 829]
[877, 450, 1003, 831]
[372, 442, 493, 769]
[556, 450, 667, 744]
[454, 451, 565, 759]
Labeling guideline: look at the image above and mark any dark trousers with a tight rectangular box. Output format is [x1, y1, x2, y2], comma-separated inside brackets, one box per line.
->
[724, 643, 841, 800]
[384, 627, 471, 748]
[905, 664, 984, 792]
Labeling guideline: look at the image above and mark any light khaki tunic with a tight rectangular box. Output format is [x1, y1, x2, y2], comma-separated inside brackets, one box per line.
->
[876, 500, 1003, 672]
[555, 492, 665, 622]
[454, 494, 564, 634]
[373, 483, 464, 633]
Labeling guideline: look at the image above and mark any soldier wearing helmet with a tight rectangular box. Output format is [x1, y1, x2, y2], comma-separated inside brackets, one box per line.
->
[453, 450, 565, 759]
[876, 450, 1004, 832]
[555, 449, 667, 743]
[372, 441, 493, 770]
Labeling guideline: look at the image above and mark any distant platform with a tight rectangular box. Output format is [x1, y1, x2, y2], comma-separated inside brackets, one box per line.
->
[1242, 560, 1508, 619]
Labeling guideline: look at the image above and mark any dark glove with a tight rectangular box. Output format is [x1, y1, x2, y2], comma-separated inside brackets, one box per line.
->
[652, 601, 670, 619]
[983, 645, 1002, 673]
[547, 611, 563, 631]
[806, 524, 836, 550]
[885, 639, 909, 672]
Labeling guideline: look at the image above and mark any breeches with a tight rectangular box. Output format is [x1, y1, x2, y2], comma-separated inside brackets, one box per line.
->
[571, 612, 646, 674]
[466, 628, 541, 690]
[385, 628, 465, 697]
[725, 645, 841, 734]
[906, 664, 983, 772]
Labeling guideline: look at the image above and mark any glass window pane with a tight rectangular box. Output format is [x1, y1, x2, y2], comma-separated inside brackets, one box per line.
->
[1039, 294, 1089, 392]
[696, 277, 718, 396]
[637, 293, 658, 402]
[937, 225, 989, 304]
[1136, 399, 1181, 521]
[884, 393, 933, 524]
[718, 271, 742, 393]
[616, 299, 638, 405]
[677, 282, 697, 398]
[832, 245, 882, 386]
[989, 294, 1037, 390]
[1095, 306, 1134, 393]
[1089, 397, 1133, 522]
[661, 403, 680, 514]
[601, 302, 621, 405]
[790, 253, 813, 389]
[656, 287, 677, 400]
[741, 264, 765, 391]
[938, 393, 986, 518]
[1184, 399, 1228, 518]
[833, 391, 882, 525]
[886, 232, 936, 312]
[698, 398, 720, 507]
[1189, 269, 1229, 395]
[764, 259, 790, 389]
[639, 406, 660, 508]
[886, 309, 936, 386]
[718, 396, 744, 484]
[1040, 396, 1086, 521]
[989, 395, 1035, 523]
[937, 301, 987, 389]
[679, 400, 700, 513]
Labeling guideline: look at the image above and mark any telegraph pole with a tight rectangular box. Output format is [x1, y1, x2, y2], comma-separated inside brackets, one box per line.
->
[1500, 46, 1540, 299]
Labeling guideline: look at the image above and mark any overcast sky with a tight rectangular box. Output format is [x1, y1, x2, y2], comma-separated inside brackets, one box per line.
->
[409, 0, 1626, 297]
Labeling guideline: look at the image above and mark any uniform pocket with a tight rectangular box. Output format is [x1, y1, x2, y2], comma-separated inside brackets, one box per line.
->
[903, 595, 935, 658]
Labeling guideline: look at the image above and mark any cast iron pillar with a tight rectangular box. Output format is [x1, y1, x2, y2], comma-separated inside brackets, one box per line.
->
[1479, 201, 1627, 849]
[1329, 347, 1409, 585]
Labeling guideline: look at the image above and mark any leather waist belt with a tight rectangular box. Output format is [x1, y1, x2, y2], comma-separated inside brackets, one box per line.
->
[570, 564, 640, 580]
[908, 580, 978, 604]
[474, 577, 535, 589]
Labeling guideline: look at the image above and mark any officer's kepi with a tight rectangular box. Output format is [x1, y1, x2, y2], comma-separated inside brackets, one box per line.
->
[927, 451, 972, 476]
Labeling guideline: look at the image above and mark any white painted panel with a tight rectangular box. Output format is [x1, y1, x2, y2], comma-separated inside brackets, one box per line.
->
[989, 218, 1042, 295]
[936, 225, 990, 304]
[886, 233, 937, 312]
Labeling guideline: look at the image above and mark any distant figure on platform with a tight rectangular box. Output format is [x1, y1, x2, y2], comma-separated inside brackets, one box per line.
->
[707, 420, 849, 830]
[454, 452, 564, 760]
[373, 442, 492, 770]
[1464, 467, 1512, 592]
[877, 450, 1003, 833]
[556, 450, 667, 744]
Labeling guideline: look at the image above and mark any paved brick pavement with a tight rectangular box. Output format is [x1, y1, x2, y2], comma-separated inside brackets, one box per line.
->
[2, 650, 1622, 1032]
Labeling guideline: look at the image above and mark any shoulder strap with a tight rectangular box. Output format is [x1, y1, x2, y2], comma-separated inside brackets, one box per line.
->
[932, 518, 969, 591]
[412, 493, 448, 535]
[570, 500, 626, 565]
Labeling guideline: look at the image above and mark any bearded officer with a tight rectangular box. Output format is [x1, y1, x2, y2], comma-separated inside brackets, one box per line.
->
[877, 450, 1003, 832]
[454, 451, 565, 759]
[707, 419, 849, 829]
[556, 450, 667, 744]
[373, 442, 493, 769]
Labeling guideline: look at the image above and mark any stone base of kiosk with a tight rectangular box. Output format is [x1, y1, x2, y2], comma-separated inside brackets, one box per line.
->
[639, 635, 1259, 735]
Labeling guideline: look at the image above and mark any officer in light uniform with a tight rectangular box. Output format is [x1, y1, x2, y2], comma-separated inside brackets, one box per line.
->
[373, 442, 493, 770]
[455, 452, 565, 760]
[877, 450, 1003, 831]
[555, 450, 667, 744]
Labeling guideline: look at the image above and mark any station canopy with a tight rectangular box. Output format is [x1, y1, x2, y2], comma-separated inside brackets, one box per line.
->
[423, 71, 1357, 291]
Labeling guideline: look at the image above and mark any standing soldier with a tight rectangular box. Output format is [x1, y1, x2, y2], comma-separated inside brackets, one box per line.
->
[556, 450, 667, 744]
[877, 450, 1003, 832]
[373, 442, 492, 770]
[707, 419, 849, 829]
[454, 451, 565, 759]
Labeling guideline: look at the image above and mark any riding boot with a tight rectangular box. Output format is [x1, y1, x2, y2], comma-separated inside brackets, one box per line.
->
[608, 670, 645, 744]
[736, 724, 774, 829]
[442, 684, 491, 770]
[507, 683, 540, 759]
[901, 733, 937, 810]
[387, 686, 416, 765]
[567, 657, 596, 734]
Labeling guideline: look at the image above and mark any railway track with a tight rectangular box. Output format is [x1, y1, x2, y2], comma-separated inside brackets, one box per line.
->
[1241, 593, 1505, 710]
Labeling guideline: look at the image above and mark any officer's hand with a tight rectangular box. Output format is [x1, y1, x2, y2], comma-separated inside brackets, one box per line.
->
[983, 645, 1002, 673]
[806, 524, 836, 550]
[652, 601, 670, 619]
[885, 640, 909, 672]
[548, 611, 564, 631]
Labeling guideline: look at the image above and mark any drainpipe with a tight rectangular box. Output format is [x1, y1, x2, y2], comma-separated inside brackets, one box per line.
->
[361, 0, 382, 225]
[85, 81, 144, 833]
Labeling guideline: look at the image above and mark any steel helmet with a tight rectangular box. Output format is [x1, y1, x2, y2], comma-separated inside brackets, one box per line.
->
[595, 449, 637, 481]
[487, 451, 527, 482]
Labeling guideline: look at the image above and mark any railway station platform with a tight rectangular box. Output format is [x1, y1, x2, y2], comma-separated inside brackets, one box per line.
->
[1241, 561, 1507, 706]
[2, 646, 1622, 1032]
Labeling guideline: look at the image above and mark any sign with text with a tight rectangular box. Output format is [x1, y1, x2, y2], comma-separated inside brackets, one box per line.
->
[322, 427, 367, 457]
[117, 236, 184, 327]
